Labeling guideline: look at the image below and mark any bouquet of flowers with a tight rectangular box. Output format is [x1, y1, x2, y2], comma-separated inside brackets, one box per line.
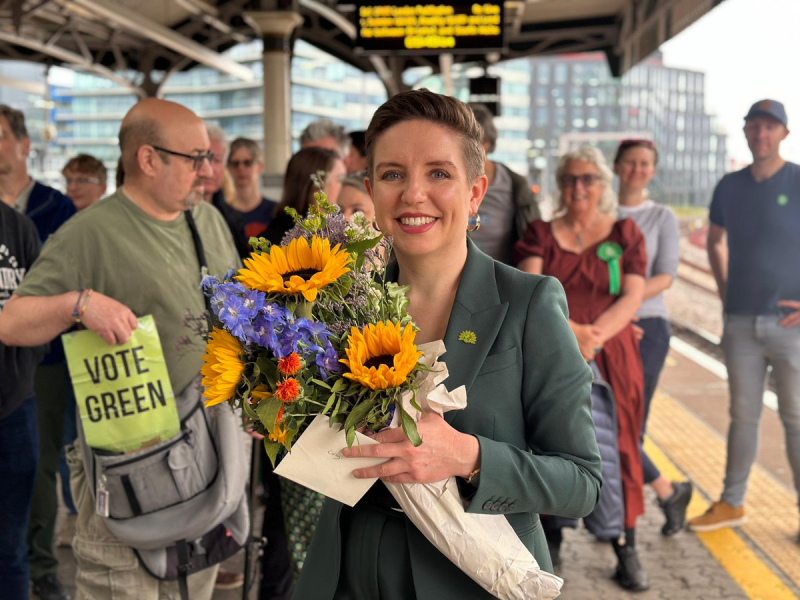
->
[199, 186, 427, 466]
[198, 180, 562, 599]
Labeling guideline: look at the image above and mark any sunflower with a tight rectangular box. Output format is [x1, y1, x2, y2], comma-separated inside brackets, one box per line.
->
[249, 384, 272, 405]
[341, 321, 422, 390]
[201, 328, 245, 407]
[236, 236, 351, 302]
[269, 424, 289, 444]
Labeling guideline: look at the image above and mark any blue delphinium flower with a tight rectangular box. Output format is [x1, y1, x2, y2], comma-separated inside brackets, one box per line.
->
[315, 340, 343, 380]
[200, 274, 220, 297]
[218, 286, 265, 341]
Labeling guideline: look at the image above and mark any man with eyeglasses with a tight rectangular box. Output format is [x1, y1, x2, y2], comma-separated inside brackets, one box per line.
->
[0, 103, 76, 600]
[689, 99, 800, 536]
[62, 154, 107, 211]
[0, 98, 247, 599]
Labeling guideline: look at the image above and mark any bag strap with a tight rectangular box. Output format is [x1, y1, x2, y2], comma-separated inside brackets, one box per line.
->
[185, 209, 212, 315]
[176, 539, 192, 600]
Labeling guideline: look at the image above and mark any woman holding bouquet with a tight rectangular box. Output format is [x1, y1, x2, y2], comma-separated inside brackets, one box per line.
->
[294, 90, 603, 599]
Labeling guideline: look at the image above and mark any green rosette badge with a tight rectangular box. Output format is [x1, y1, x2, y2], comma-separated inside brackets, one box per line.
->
[597, 241, 623, 295]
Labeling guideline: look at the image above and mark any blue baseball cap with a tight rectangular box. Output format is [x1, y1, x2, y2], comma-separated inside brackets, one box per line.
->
[744, 99, 788, 127]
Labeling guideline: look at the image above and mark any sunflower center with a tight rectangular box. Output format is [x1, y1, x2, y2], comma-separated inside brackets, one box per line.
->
[284, 268, 321, 280]
[364, 355, 395, 370]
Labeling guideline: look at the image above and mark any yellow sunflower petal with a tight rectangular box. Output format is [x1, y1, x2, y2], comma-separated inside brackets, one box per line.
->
[342, 320, 420, 390]
[236, 236, 351, 299]
[201, 328, 245, 406]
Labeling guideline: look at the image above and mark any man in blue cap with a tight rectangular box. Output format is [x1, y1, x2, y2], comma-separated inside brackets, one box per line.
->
[690, 100, 800, 533]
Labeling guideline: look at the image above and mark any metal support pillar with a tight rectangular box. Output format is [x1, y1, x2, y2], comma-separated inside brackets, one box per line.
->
[245, 10, 304, 192]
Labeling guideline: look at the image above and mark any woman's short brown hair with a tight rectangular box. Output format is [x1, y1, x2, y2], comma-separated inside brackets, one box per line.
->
[276, 147, 342, 217]
[228, 137, 262, 163]
[365, 89, 485, 183]
[613, 139, 659, 166]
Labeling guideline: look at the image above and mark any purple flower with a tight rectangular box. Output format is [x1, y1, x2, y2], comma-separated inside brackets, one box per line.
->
[315, 340, 343, 379]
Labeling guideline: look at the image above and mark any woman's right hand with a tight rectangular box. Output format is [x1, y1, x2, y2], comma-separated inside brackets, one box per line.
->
[572, 322, 604, 362]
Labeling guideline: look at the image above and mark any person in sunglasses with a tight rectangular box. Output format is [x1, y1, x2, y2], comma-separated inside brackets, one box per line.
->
[227, 137, 278, 240]
[62, 154, 107, 212]
[515, 146, 649, 591]
[263, 147, 345, 246]
[614, 139, 693, 537]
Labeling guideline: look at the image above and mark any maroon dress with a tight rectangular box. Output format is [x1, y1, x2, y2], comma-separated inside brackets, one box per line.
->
[515, 218, 647, 529]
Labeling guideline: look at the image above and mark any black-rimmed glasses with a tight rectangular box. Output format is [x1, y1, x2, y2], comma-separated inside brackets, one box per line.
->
[560, 174, 600, 188]
[152, 145, 214, 171]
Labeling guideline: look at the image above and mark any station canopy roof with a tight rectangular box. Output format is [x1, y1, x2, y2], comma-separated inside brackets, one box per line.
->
[0, 0, 725, 95]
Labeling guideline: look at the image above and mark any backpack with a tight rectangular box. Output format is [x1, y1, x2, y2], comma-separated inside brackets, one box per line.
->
[76, 375, 249, 592]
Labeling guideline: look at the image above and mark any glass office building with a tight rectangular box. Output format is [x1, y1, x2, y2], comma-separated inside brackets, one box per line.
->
[524, 52, 727, 206]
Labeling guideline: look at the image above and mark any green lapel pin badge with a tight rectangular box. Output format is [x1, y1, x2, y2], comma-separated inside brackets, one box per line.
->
[458, 330, 477, 344]
[777, 194, 789, 206]
[596, 241, 623, 295]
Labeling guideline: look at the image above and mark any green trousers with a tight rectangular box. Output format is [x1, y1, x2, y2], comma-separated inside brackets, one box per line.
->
[27, 363, 71, 579]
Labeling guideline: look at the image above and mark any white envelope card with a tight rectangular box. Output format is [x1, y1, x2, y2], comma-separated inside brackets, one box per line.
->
[273, 414, 387, 507]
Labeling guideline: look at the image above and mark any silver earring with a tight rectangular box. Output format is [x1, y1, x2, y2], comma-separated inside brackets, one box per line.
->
[467, 213, 481, 232]
[372, 220, 381, 232]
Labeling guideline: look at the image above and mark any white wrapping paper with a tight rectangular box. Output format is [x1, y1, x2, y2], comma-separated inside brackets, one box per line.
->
[383, 341, 563, 600]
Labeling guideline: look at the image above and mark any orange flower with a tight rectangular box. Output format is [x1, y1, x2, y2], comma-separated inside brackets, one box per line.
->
[276, 404, 285, 423]
[278, 353, 302, 376]
[275, 378, 301, 403]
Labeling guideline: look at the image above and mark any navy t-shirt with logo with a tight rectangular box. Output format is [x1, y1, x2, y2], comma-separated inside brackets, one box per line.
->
[709, 161, 800, 315]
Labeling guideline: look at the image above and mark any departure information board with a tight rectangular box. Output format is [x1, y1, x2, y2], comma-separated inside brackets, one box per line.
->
[355, 2, 504, 54]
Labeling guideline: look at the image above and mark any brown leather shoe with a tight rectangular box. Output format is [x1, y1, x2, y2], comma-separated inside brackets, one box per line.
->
[688, 500, 746, 532]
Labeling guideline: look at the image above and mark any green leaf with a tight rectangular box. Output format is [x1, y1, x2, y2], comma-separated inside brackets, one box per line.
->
[284, 427, 299, 451]
[343, 399, 373, 431]
[256, 397, 283, 430]
[265, 440, 281, 467]
[345, 426, 356, 448]
[322, 392, 336, 415]
[346, 233, 383, 257]
[242, 399, 259, 421]
[256, 354, 279, 384]
[331, 378, 347, 393]
[310, 378, 332, 390]
[398, 402, 423, 447]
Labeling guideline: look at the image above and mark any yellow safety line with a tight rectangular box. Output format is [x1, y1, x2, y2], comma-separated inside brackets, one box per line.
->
[647, 390, 800, 590]
[644, 437, 796, 599]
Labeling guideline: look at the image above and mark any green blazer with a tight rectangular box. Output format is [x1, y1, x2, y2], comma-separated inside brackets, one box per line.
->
[294, 240, 602, 599]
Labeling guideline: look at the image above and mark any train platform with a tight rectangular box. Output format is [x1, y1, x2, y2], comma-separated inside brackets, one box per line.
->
[47, 330, 800, 600]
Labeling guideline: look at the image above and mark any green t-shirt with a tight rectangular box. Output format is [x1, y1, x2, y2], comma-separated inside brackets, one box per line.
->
[17, 189, 240, 394]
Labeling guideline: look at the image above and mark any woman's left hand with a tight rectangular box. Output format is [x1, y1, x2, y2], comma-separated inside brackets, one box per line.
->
[342, 412, 480, 484]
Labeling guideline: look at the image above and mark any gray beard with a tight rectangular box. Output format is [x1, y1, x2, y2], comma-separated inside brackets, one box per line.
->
[183, 187, 203, 209]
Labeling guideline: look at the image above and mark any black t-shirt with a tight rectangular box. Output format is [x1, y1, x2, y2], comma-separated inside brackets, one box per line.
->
[0, 202, 47, 419]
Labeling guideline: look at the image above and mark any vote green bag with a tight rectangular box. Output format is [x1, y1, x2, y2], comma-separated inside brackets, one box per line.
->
[62, 314, 180, 453]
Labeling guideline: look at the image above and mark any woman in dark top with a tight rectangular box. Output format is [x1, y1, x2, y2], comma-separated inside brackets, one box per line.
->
[515, 145, 649, 592]
[227, 137, 278, 239]
[264, 147, 345, 245]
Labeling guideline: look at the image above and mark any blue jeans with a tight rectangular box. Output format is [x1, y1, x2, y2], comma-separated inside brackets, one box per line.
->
[637, 318, 672, 484]
[721, 315, 800, 508]
[0, 397, 39, 599]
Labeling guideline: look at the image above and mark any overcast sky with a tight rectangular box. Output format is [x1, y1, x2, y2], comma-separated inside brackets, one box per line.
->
[661, 0, 800, 167]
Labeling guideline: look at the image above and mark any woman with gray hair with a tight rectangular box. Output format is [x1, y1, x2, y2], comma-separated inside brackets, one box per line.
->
[514, 146, 649, 591]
